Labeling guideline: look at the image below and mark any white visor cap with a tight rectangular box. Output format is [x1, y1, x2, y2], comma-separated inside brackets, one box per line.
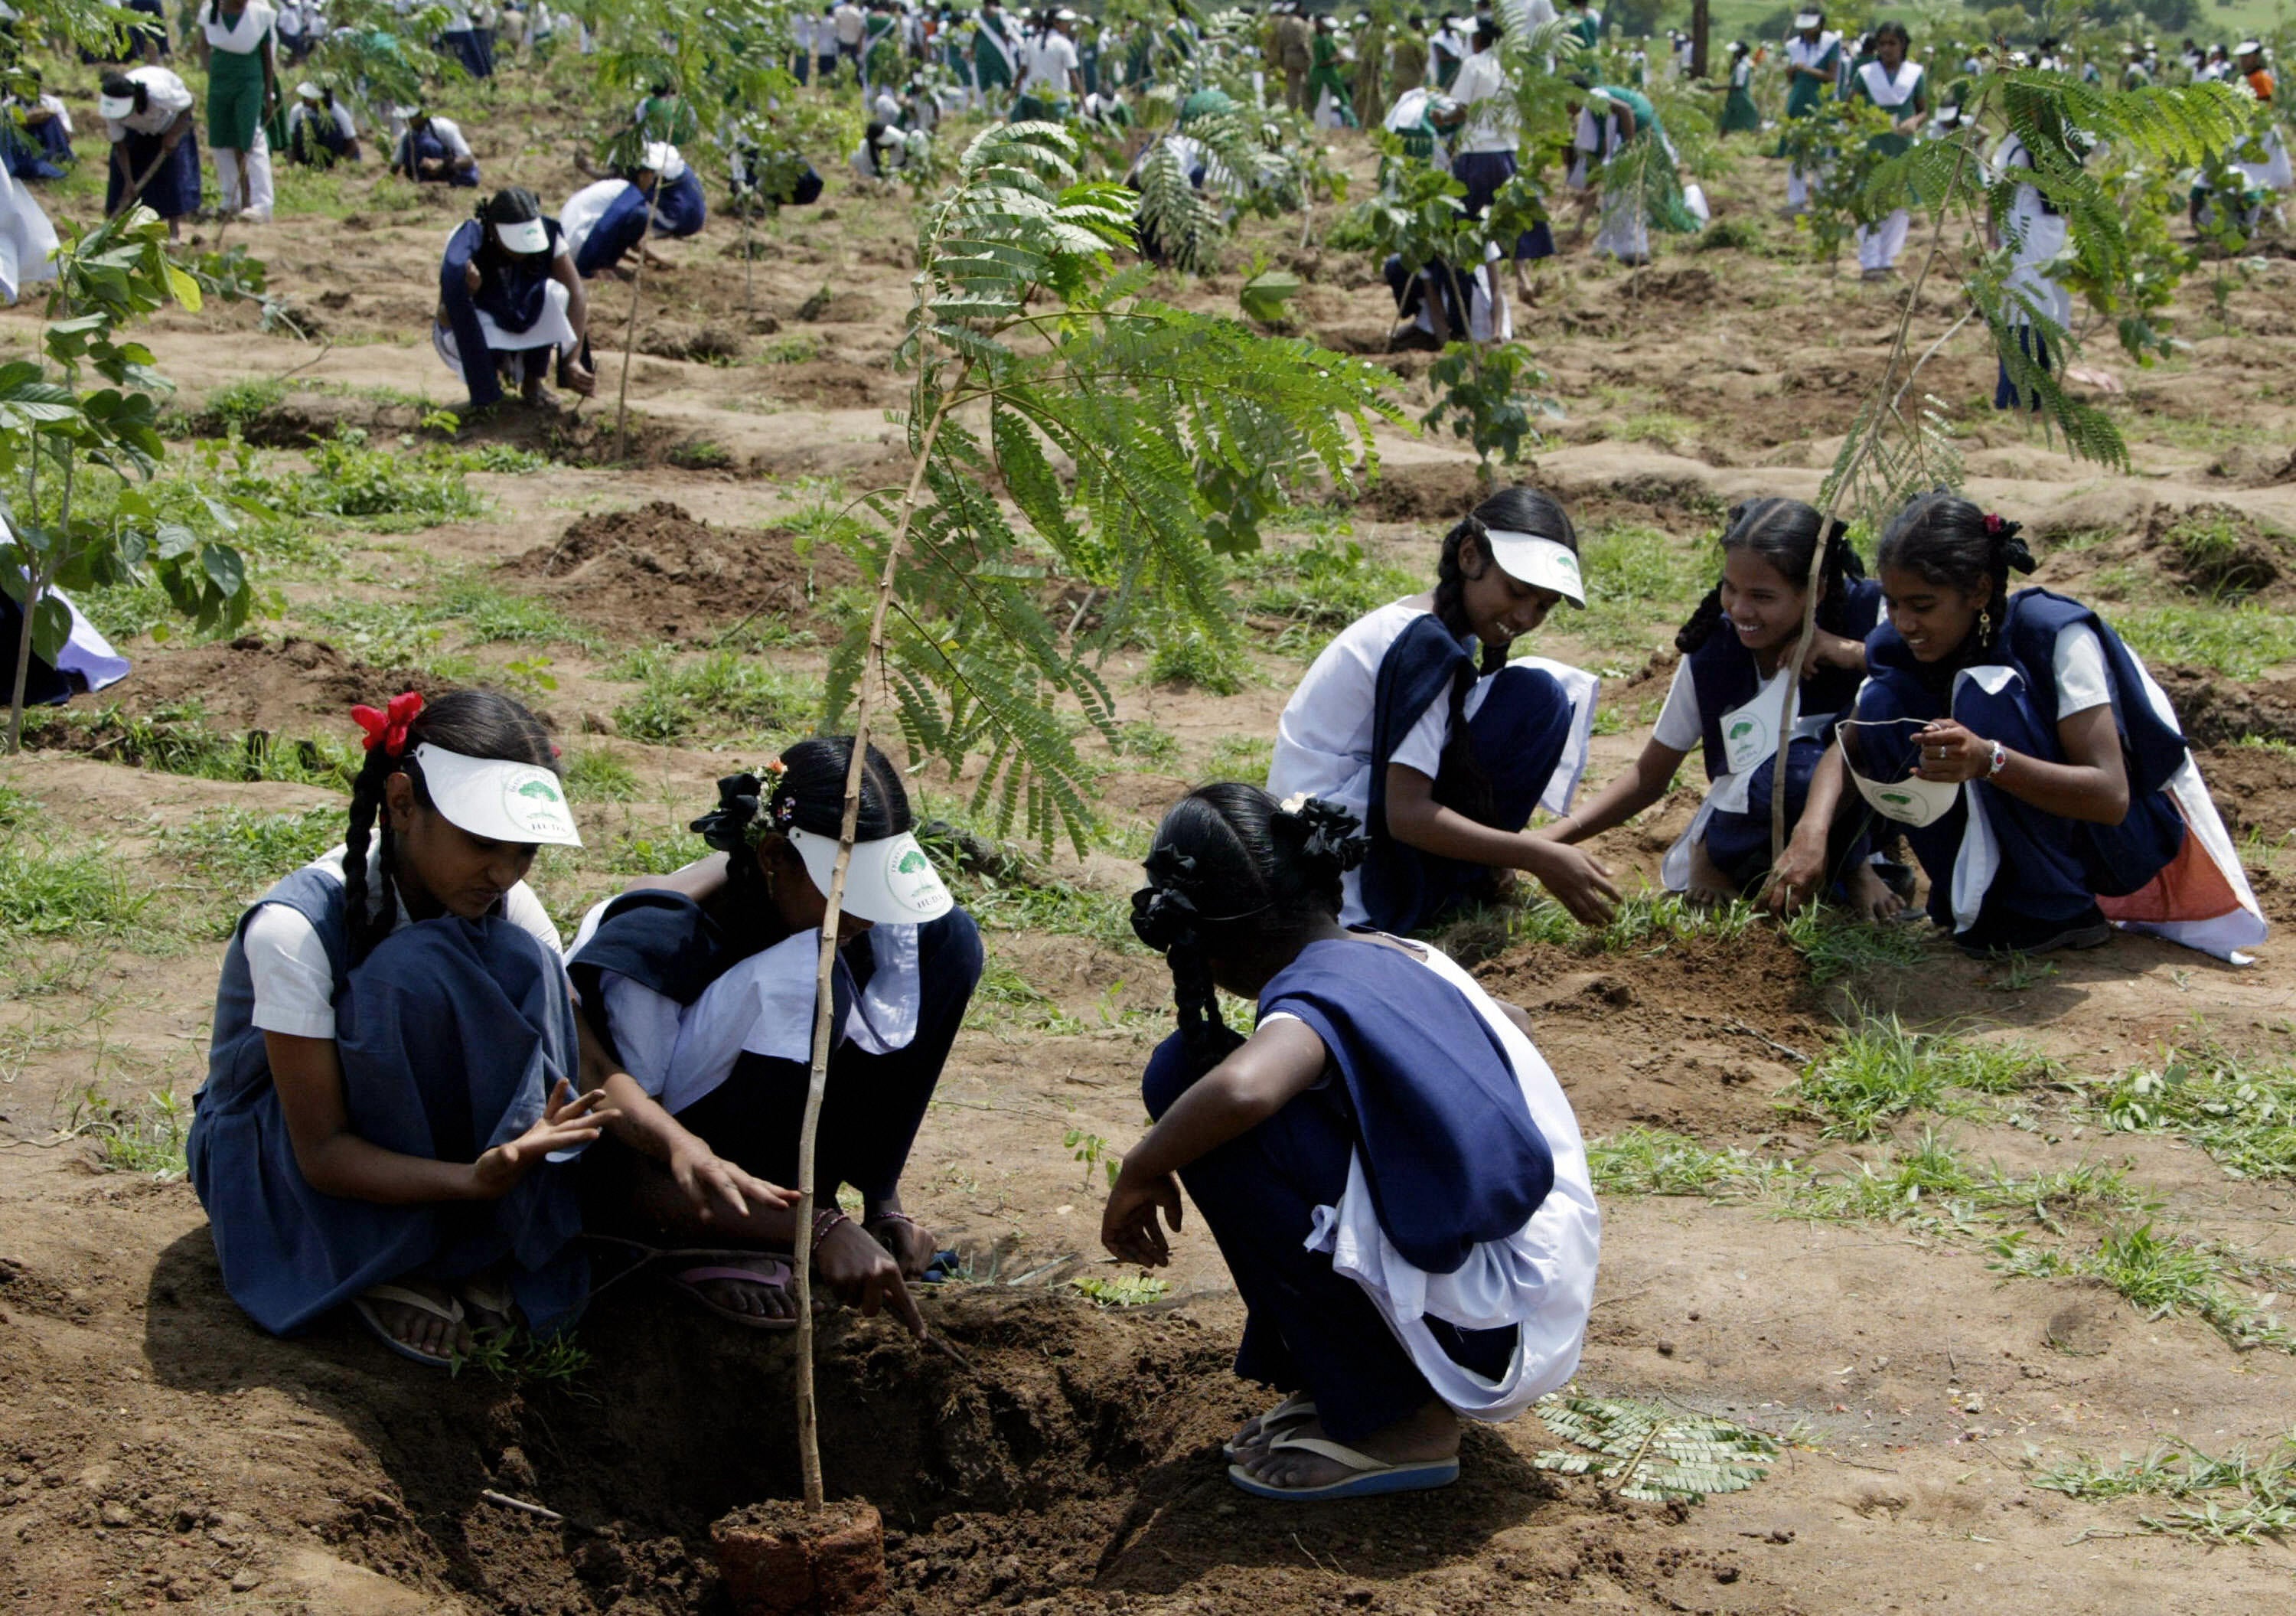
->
[413, 743, 582, 847]
[641, 141, 688, 181]
[1483, 529, 1587, 609]
[1793, 12, 1821, 29]
[786, 824, 956, 926]
[494, 215, 551, 255]
[296, 80, 322, 100]
[99, 93, 138, 119]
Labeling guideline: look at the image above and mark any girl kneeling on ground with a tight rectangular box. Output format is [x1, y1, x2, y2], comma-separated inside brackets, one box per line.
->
[1102, 785, 1600, 1501]
[1545, 497, 1900, 916]
[568, 738, 982, 1338]
[188, 690, 614, 1367]
[1776, 491, 2267, 959]
[1267, 485, 1616, 934]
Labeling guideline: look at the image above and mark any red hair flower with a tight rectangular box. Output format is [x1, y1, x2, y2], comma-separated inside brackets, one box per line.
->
[1982, 513, 2007, 537]
[351, 690, 425, 756]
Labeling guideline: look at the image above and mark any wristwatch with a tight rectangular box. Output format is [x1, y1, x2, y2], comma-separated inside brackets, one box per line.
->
[1987, 740, 2008, 778]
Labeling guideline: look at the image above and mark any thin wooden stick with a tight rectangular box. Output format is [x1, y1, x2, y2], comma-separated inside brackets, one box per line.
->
[613, 169, 661, 462]
[480, 1489, 564, 1523]
[1766, 122, 1981, 869]
[793, 380, 960, 1512]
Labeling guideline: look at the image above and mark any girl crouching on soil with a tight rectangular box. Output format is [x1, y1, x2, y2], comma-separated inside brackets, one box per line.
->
[1266, 485, 1617, 935]
[568, 738, 982, 1339]
[1101, 785, 1600, 1501]
[188, 690, 614, 1368]
[1776, 492, 2267, 959]
[1544, 497, 1901, 916]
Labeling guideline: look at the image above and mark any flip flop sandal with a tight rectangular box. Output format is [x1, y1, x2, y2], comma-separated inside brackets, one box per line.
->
[351, 1284, 465, 1370]
[667, 1253, 800, 1332]
[1226, 1435, 1460, 1502]
[1222, 1392, 1319, 1460]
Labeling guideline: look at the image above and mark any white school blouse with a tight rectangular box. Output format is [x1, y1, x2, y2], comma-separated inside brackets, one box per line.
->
[202, 2, 276, 54]
[242, 846, 563, 1041]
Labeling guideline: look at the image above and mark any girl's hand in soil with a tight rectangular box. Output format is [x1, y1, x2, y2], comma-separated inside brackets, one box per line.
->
[470, 1080, 618, 1198]
[669, 1139, 793, 1223]
[1520, 838, 1620, 927]
[565, 356, 597, 397]
[1101, 1161, 1184, 1269]
[866, 1209, 941, 1279]
[1764, 831, 1828, 915]
[816, 1218, 927, 1339]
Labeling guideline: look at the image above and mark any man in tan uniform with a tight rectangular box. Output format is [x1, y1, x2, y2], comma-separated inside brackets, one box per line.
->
[1275, 2, 1313, 112]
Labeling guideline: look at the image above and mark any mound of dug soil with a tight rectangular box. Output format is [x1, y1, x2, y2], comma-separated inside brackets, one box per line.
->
[2157, 669, 2296, 748]
[1476, 923, 1825, 1141]
[513, 501, 860, 640]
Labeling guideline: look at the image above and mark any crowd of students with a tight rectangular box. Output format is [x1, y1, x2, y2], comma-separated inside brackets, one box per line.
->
[166, 477, 2262, 1502]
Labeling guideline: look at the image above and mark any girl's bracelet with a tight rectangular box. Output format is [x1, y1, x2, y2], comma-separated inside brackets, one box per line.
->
[810, 1208, 850, 1253]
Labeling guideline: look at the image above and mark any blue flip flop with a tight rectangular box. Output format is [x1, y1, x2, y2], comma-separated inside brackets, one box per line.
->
[1226, 1436, 1461, 1502]
[1222, 1392, 1318, 1459]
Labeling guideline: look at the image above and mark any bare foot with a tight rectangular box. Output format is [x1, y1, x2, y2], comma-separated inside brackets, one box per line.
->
[368, 1280, 471, 1359]
[1234, 1399, 1459, 1490]
[1844, 861, 1906, 922]
[1684, 839, 1737, 909]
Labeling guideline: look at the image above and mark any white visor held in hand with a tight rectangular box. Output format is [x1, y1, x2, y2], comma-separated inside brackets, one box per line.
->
[786, 825, 955, 926]
[1837, 720, 1962, 828]
[1482, 529, 1587, 609]
[99, 93, 137, 119]
[296, 81, 322, 100]
[494, 216, 550, 255]
[412, 743, 584, 847]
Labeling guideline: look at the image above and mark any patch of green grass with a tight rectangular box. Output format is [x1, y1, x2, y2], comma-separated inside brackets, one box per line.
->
[432, 578, 607, 651]
[1143, 626, 1249, 695]
[2034, 1439, 2296, 1544]
[759, 332, 821, 364]
[608, 648, 821, 743]
[0, 838, 151, 938]
[1575, 523, 1715, 656]
[0, 783, 37, 828]
[1587, 1127, 1789, 1199]
[1991, 1223, 2295, 1353]
[197, 377, 287, 436]
[1110, 720, 1182, 770]
[66, 1084, 189, 1180]
[565, 749, 642, 803]
[2234, 734, 2296, 759]
[158, 805, 344, 897]
[603, 827, 711, 875]
[669, 440, 735, 471]
[303, 599, 480, 681]
[1787, 1130, 2150, 1232]
[1782, 1014, 2053, 1141]
[24, 704, 357, 788]
[2091, 1043, 2296, 1183]
[1203, 733, 1273, 781]
[285, 429, 488, 530]
[1617, 413, 1699, 452]
[1238, 534, 1419, 633]
[1780, 905, 1934, 985]
[2116, 603, 2296, 681]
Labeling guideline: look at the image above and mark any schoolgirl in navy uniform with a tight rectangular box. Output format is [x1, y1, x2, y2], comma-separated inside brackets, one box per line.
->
[568, 738, 982, 1337]
[1266, 486, 1616, 934]
[188, 690, 615, 1367]
[1776, 493, 2266, 959]
[1103, 785, 1600, 1500]
[1547, 498, 1899, 915]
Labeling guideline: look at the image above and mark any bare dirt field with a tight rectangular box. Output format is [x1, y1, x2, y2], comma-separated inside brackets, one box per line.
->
[4, 80, 2296, 1616]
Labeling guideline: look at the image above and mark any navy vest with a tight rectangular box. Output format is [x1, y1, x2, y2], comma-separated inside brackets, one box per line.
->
[1688, 574, 1882, 782]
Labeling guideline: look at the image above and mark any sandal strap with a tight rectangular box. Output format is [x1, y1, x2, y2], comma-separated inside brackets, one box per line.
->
[674, 1259, 793, 1288]
[360, 1284, 465, 1324]
[1266, 1435, 1387, 1474]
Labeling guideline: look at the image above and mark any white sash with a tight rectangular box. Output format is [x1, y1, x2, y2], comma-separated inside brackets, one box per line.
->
[1858, 59, 1923, 109]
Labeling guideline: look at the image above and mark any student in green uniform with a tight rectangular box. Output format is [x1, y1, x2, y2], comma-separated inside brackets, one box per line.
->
[1717, 41, 1760, 135]
[200, 0, 279, 221]
[1306, 15, 1356, 129]
[973, 0, 1022, 110]
[1847, 21, 1926, 279]
[1779, 9, 1841, 215]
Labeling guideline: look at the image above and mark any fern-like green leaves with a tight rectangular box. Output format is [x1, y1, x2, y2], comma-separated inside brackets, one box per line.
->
[824, 122, 1397, 850]
[1534, 1393, 1779, 1503]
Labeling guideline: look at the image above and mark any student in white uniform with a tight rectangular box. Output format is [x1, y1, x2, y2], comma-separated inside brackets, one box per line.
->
[1267, 486, 1614, 936]
[1848, 22, 1926, 279]
[99, 66, 201, 237]
[1988, 87, 2078, 411]
[1779, 10, 1841, 216]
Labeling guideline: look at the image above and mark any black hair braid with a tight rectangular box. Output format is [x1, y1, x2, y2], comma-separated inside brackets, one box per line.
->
[1167, 928, 1245, 1080]
[341, 746, 395, 963]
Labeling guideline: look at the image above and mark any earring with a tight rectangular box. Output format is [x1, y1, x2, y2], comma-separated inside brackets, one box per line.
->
[1979, 606, 1994, 644]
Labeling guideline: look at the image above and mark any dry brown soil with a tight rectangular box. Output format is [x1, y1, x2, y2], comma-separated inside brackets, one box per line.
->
[4, 82, 2296, 1616]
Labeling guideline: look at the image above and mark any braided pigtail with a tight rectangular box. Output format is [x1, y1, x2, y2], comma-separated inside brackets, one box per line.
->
[1130, 845, 1247, 1079]
[341, 746, 396, 962]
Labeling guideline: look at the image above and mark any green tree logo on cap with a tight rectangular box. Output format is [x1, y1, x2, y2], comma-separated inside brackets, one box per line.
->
[516, 779, 563, 803]
[895, 849, 928, 874]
